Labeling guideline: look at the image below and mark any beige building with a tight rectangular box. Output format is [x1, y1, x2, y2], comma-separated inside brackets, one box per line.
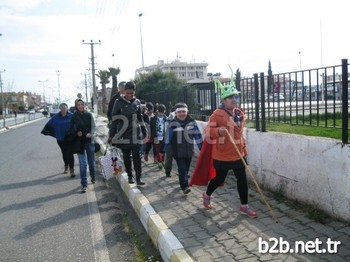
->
[135, 59, 208, 82]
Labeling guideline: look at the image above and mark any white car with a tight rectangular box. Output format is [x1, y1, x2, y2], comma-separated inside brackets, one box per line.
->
[50, 106, 60, 117]
[28, 109, 35, 114]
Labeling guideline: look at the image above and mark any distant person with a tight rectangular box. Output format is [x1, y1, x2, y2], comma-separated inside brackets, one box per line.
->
[150, 104, 167, 169]
[161, 103, 202, 194]
[69, 98, 96, 193]
[164, 106, 176, 177]
[108, 81, 147, 186]
[41, 103, 75, 176]
[142, 102, 155, 162]
[107, 81, 126, 122]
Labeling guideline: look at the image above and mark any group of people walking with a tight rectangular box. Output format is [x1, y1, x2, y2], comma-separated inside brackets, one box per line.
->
[106, 80, 256, 218]
[42, 77, 257, 218]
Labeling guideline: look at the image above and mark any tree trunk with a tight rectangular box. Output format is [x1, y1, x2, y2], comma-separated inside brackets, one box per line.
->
[102, 83, 107, 113]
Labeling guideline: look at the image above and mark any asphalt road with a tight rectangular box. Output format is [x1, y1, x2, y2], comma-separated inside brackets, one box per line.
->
[0, 118, 159, 262]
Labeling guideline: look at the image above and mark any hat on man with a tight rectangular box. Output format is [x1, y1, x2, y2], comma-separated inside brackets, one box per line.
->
[59, 103, 68, 109]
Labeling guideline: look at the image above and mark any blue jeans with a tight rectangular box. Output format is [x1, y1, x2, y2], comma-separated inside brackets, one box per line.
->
[77, 142, 95, 187]
[175, 157, 192, 190]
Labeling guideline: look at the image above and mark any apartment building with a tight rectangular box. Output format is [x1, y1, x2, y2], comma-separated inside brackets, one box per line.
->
[135, 59, 208, 82]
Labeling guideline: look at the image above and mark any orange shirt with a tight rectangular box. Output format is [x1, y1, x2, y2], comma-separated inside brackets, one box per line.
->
[205, 108, 247, 162]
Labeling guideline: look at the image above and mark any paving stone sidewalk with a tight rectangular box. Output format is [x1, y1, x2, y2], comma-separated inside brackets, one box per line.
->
[95, 115, 350, 262]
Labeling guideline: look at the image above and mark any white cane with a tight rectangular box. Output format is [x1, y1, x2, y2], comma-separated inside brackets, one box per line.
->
[225, 129, 278, 223]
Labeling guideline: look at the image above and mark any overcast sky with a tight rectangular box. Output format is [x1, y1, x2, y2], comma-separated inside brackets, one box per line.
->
[0, 0, 349, 105]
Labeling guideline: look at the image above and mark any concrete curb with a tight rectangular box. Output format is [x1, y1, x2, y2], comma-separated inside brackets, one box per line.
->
[95, 137, 193, 262]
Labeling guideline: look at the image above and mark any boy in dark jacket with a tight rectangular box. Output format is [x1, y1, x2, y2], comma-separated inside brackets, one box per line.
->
[150, 104, 167, 168]
[161, 103, 202, 194]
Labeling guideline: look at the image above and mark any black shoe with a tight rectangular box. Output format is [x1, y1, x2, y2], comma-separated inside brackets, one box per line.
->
[165, 172, 171, 177]
[81, 186, 87, 193]
[128, 177, 135, 184]
[91, 177, 95, 184]
[136, 179, 145, 186]
[183, 187, 191, 195]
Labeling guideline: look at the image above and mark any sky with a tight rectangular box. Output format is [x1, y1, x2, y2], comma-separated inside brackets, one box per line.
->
[0, 0, 349, 106]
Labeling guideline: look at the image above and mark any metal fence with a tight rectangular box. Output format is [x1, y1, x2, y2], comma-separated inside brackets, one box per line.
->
[141, 59, 349, 144]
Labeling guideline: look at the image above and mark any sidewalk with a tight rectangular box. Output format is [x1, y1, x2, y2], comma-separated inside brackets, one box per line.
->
[95, 115, 350, 262]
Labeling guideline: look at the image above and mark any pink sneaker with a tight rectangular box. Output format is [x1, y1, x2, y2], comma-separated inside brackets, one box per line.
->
[202, 192, 212, 209]
[240, 205, 257, 218]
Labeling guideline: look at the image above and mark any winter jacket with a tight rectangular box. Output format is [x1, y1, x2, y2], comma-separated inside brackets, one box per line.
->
[109, 96, 146, 144]
[206, 106, 247, 162]
[69, 111, 96, 143]
[107, 92, 121, 121]
[150, 114, 167, 142]
[162, 115, 202, 159]
[43, 111, 73, 141]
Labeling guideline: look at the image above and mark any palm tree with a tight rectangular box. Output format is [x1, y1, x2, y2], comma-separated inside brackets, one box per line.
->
[108, 67, 121, 96]
[96, 69, 111, 113]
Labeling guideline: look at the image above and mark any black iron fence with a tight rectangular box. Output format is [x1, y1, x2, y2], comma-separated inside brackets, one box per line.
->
[141, 59, 349, 144]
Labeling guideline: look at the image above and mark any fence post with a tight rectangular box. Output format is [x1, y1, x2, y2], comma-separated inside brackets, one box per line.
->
[182, 86, 188, 105]
[341, 59, 348, 144]
[254, 74, 260, 131]
[260, 73, 266, 132]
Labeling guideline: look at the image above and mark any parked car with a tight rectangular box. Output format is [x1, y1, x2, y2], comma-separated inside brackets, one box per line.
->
[27, 109, 35, 114]
[270, 93, 285, 101]
[49, 106, 60, 117]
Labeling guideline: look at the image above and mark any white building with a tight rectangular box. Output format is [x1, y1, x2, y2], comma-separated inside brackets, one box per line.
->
[135, 59, 208, 82]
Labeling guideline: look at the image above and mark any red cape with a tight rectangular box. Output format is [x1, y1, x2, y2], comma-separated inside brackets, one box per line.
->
[189, 138, 216, 186]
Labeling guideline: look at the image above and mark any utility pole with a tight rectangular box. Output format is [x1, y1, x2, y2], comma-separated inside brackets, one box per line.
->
[82, 40, 101, 116]
[0, 69, 6, 128]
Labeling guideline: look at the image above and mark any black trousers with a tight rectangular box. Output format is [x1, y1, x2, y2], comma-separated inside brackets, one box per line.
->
[57, 140, 74, 169]
[206, 159, 248, 205]
[122, 144, 142, 180]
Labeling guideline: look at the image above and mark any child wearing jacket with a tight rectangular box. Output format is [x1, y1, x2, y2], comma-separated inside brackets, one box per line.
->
[161, 103, 202, 194]
[150, 104, 167, 169]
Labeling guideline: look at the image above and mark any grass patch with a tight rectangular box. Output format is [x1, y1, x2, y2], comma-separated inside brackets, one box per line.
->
[271, 190, 332, 224]
[122, 212, 161, 262]
[247, 111, 349, 140]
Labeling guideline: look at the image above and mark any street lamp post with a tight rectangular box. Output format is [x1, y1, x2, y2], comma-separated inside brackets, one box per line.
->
[38, 80, 48, 107]
[0, 69, 6, 127]
[56, 70, 61, 102]
[298, 51, 302, 71]
[138, 13, 145, 69]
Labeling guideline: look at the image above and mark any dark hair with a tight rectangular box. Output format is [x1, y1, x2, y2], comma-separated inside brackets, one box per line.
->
[157, 104, 166, 113]
[124, 81, 136, 90]
[146, 102, 154, 111]
[75, 98, 84, 109]
[118, 81, 126, 87]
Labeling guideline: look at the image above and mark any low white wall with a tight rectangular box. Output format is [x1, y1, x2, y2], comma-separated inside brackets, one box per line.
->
[197, 121, 350, 221]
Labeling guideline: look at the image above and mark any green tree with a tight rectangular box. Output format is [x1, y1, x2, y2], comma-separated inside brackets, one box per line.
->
[108, 67, 121, 97]
[235, 68, 241, 91]
[96, 70, 111, 113]
[135, 69, 185, 98]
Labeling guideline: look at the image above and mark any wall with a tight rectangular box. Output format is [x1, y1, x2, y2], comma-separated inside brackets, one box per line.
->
[197, 121, 350, 221]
